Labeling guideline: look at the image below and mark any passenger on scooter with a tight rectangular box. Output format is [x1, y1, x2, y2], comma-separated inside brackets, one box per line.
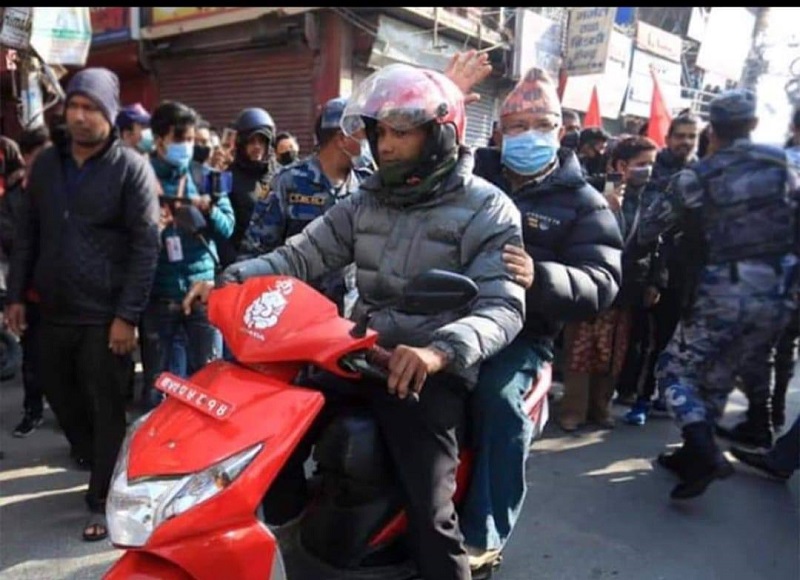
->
[463, 66, 623, 569]
[184, 63, 526, 580]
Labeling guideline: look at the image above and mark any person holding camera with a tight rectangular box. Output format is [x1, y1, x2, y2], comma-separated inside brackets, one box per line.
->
[141, 101, 235, 409]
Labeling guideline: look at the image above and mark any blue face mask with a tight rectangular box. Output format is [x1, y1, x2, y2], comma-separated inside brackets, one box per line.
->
[351, 139, 375, 171]
[137, 128, 154, 154]
[164, 141, 194, 169]
[501, 130, 559, 176]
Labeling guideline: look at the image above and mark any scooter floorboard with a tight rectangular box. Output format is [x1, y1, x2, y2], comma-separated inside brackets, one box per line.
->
[273, 520, 421, 580]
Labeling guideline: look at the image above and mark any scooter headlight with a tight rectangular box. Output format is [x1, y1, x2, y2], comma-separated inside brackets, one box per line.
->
[108, 415, 262, 547]
[158, 444, 262, 523]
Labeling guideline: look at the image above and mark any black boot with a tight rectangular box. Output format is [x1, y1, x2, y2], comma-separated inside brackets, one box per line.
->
[715, 402, 773, 449]
[657, 445, 692, 479]
[671, 422, 734, 500]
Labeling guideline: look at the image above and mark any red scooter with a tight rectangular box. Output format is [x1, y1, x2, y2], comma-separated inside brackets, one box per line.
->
[104, 271, 552, 579]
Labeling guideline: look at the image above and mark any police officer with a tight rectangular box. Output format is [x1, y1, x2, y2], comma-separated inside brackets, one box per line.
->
[638, 89, 800, 500]
[240, 97, 373, 312]
[224, 108, 278, 265]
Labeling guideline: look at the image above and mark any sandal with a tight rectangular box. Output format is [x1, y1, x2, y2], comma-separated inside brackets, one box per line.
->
[83, 512, 109, 542]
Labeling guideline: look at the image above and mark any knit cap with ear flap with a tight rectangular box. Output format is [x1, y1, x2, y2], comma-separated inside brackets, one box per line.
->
[500, 67, 562, 121]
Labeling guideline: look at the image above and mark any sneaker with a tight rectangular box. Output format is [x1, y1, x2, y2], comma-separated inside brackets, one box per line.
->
[466, 545, 502, 571]
[624, 401, 650, 426]
[12, 414, 44, 438]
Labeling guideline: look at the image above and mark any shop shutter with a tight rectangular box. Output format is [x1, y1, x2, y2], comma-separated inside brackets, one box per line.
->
[152, 46, 316, 153]
[465, 82, 498, 148]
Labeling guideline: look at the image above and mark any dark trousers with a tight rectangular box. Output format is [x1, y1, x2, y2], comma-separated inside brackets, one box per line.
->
[39, 322, 130, 513]
[21, 302, 44, 417]
[636, 285, 683, 400]
[772, 308, 800, 410]
[617, 305, 659, 402]
[141, 300, 221, 409]
[263, 373, 470, 580]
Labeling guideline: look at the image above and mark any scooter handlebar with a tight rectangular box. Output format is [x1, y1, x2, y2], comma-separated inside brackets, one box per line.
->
[363, 346, 420, 403]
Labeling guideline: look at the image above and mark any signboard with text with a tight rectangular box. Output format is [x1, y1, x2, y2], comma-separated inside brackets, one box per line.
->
[564, 7, 617, 77]
[561, 30, 633, 119]
[90, 7, 135, 44]
[623, 49, 682, 118]
[636, 20, 681, 63]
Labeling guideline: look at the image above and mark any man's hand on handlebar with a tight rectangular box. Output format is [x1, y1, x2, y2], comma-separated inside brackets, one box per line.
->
[387, 345, 450, 400]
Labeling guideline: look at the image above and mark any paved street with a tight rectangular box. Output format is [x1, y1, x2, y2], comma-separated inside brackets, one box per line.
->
[0, 369, 797, 580]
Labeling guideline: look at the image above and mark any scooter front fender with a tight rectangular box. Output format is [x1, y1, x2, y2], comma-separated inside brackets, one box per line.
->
[104, 551, 192, 580]
[105, 522, 284, 580]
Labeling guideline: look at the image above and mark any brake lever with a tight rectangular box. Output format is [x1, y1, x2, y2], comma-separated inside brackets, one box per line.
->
[340, 352, 419, 403]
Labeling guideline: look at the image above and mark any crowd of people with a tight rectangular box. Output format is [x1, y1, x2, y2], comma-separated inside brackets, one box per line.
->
[0, 48, 798, 580]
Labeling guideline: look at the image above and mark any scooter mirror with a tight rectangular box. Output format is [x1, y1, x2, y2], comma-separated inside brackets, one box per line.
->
[397, 269, 479, 316]
[173, 204, 207, 236]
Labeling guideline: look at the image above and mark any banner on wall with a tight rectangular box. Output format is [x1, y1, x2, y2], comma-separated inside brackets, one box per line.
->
[561, 30, 633, 119]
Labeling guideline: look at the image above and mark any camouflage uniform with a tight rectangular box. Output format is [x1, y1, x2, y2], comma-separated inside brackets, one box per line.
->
[639, 91, 800, 433]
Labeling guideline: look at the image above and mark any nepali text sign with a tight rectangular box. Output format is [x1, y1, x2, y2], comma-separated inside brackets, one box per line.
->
[90, 7, 132, 44]
[561, 30, 633, 120]
[513, 9, 564, 80]
[564, 7, 617, 77]
[636, 20, 682, 63]
[0, 7, 33, 50]
[623, 49, 682, 118]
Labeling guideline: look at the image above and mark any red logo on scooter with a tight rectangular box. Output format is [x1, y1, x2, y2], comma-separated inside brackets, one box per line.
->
[155, 373, 236, 421]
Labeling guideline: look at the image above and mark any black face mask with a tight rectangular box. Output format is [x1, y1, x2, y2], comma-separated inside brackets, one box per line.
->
[193, 145, 211, 164]
[560, 130, 580, 150]
[278, 151, 298, 166]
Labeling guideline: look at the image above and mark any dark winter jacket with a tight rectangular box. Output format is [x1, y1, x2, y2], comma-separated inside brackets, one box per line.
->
[7, 136, 160, 325]
[474, 146, 623, 339]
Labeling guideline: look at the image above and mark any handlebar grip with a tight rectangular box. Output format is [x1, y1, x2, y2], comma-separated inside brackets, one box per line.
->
[365, 345, 393, 371]
[364, 346, 419, 403]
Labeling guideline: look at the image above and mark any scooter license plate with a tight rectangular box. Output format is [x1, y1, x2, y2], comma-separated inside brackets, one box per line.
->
[154, 372, 236, 421]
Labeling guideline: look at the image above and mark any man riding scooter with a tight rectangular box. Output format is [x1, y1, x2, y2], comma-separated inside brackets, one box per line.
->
[184, 63, 526, 580]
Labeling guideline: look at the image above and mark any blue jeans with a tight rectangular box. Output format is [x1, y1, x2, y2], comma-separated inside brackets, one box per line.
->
[767, 415, 800, 473]
[142, 300, 223, 409]
[461, 336, 553, 551]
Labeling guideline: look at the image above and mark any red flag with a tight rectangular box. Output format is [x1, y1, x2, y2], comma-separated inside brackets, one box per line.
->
[584, 85, 602, 128]
[647, 68, 672, 148]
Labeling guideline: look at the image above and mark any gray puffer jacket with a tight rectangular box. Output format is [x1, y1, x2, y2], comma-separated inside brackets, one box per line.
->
[228, 148, 526, 385]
